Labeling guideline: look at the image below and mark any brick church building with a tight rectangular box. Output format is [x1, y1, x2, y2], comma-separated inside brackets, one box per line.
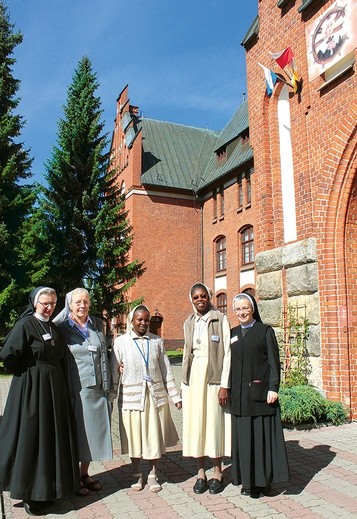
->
[109, 0, 357, 418]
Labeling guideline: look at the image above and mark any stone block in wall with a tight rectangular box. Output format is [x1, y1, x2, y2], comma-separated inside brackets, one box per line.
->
[288, 293, 320, 325]
[286, 263, 318, 295]
[257, 271, 282, 299]
[255, 248, 283, 274]
[308, 356, 322, 390]
[257, 298, 282, 327]
[282, 238, 317, 268]
[307, 324, 321, 356]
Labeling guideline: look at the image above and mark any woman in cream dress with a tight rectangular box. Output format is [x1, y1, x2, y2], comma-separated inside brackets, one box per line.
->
[181, 283, 231, 495]
[111, 305, 181, 492]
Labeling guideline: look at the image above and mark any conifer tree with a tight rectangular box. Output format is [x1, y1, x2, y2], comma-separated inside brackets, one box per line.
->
[0, 2, 35, 332]
[42, 56, 144, 316]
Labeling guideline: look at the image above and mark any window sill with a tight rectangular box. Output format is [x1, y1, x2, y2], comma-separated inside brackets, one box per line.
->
[219, 215, 224, 221]
[245, 202, 251, 210]
[237, 206, 243, 214]
[317, 63, 354, 92]
[240, 263, 255, 272]
[215, 270, 227, 278]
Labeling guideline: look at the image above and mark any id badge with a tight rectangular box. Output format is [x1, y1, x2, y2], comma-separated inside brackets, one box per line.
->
[211, 335, 220, 342]
[230, 335, 238, 344]
[87, 344, 98, 352]
[42, 333, 52, 341]
[143, 373, 152, 382]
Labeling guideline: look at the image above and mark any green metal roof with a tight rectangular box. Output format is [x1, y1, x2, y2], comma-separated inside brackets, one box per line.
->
[201, 136, 253, 190]
[139, 102, 252, 193]
[140, 119, 219, 190]
[241, 15, 259, 48]
[214, 100, 249, 151]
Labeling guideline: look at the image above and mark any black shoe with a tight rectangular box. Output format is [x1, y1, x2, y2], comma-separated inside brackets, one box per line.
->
[240, 487, 251, 496]
[263, 485, 272, 495]
[250, 487, 263, 499]
[193, 477, 208, 494]
[208, 478, 224, 494]
[23, 501, 44, 516]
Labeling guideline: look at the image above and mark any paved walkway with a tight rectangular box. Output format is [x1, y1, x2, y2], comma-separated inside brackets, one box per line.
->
[1, 367, 356, 519]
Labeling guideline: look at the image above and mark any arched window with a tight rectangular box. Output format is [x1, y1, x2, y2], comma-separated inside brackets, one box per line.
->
[215, 236, 226, 272]
[216, 293, 227, 314]
[241, 226, 254, 265]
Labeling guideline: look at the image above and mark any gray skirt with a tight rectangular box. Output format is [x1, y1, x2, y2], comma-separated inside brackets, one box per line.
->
[74, 385, 113, 462]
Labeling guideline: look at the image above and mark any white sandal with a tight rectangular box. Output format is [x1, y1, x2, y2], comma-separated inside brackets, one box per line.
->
[131, 472, 144, 491]
[148, 474, 162, 493]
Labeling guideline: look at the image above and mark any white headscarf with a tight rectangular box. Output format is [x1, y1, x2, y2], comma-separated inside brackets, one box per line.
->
[53, 288, 92, 325]
[126, 304, 150, 333]
[232, 292, 255, 311]
[189, 282, 216, 314]
[52, 291, 73, 325]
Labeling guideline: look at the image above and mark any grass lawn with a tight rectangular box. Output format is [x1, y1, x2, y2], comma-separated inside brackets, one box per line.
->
[166, 350, 183, 358]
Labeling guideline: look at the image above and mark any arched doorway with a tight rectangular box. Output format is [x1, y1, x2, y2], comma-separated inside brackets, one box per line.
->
[150, 310, 163, 336]
[345, 172, 357, 418]
[318, 103, 357, 419]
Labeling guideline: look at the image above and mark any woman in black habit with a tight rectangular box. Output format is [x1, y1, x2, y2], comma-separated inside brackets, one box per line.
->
[0, 287, 79, 516]
[230, 293, 290, 498]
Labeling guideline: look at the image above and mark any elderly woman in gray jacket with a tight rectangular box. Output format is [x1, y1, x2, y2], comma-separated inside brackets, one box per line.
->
[111, 305, 181, 493]
[54, 288, 112, 496]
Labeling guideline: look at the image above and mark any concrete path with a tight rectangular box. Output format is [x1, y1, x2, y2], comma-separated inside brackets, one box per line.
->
[1, 367, 356, 518]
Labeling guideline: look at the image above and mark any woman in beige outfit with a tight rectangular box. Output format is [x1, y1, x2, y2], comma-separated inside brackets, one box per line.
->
[182, 283, 231, 495]
[111, 305, 181, 492]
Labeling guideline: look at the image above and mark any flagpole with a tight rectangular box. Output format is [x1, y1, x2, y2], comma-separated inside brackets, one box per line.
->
[276, 73, 293, 88]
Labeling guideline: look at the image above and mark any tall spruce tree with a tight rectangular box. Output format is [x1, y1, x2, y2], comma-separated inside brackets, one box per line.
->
[42, 56, 144, 316]
[0, 2, 35, 333]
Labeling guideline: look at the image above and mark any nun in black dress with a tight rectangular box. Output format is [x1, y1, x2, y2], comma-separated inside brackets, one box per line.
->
[0, 287, 79, 516]
[230, 293, 290, 498]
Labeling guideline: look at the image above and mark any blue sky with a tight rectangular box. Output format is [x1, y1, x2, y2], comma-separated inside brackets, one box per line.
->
[7, 0, 257, 183]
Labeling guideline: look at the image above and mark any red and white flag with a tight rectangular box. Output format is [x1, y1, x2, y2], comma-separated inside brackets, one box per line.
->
[269, 47, 294, 70]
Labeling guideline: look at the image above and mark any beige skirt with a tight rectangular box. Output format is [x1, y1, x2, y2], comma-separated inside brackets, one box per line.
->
[119, 388, 179, 459]
[182, 355, 231, 458]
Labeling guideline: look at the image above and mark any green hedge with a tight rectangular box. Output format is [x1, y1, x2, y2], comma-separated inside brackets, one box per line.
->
[279, 385, 348, 426]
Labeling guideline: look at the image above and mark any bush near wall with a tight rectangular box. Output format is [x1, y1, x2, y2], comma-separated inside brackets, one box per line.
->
[279, 385, 349, 427]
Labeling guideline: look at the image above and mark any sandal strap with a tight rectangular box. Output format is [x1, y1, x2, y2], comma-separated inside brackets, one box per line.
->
[148, 475, 162, 492]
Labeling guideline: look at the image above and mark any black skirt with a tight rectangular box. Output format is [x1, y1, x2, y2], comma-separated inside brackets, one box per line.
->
[231, 408, 290, 489]
[0, 317, 79, 502]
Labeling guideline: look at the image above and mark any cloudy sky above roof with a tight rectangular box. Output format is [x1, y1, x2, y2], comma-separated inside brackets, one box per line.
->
[7, 0, 257, 183]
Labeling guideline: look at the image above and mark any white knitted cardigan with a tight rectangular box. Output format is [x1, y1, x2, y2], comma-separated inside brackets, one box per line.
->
[111, 331, 181, 411]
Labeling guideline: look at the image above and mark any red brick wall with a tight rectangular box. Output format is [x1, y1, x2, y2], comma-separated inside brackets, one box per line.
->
[128, 191, 201, 346]
[201, 164, 259, 326]
[246, 0, 357, 416]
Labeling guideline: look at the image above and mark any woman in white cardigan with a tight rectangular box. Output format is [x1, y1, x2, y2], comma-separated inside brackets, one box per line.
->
[111, 305, 181, 492]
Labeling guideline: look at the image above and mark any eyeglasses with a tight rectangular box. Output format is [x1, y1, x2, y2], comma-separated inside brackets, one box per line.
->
[38, 301, 57, 308]
[234, 306, 251, 313]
